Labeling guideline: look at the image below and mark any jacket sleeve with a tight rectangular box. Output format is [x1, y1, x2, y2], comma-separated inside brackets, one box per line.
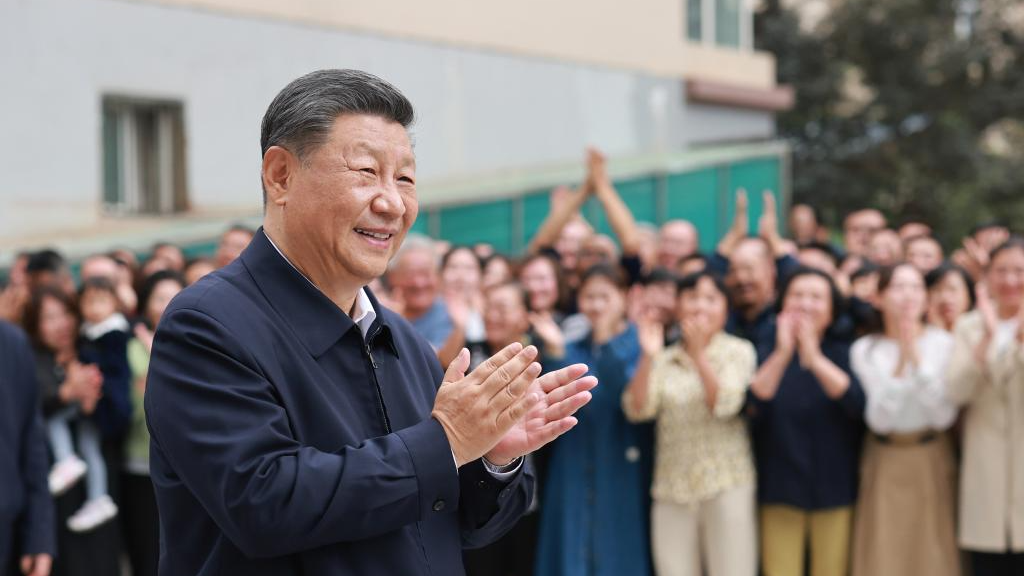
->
[946, 315, 988, 406]
[145, 307, 462, 559]
[415, 345, 536, 549]
[11, 327, 56, 556]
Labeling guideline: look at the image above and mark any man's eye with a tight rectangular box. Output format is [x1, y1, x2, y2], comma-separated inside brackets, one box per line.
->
[399, 176, 415, 184]
[360, 168, 377, 176]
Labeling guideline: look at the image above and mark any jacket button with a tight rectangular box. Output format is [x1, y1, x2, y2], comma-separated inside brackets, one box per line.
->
[477, 480, 488, 489]
[432, 499, 446, 512]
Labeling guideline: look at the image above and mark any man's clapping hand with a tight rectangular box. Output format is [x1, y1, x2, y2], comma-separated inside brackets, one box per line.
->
[432, 343, 596, 468]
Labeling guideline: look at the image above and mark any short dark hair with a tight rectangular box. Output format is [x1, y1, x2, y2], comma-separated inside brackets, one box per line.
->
[23, 285, 78, 350]
[641, 267, 678, 287]
[79, 276, 118, 299]
[260, 69, 415, 203]
[441, 246, 482, 272]
[677, 270, 728, 298]
[989, 235, 1024, 266]
[26, 249, 66, 274]
[579, 263, 629, 292]
[925, 263, 975, 308]
[137, 270, 186, 327]
[485, 280, 531, 311]
[776, 266, 846, 325]
[798, 241, 841, 267]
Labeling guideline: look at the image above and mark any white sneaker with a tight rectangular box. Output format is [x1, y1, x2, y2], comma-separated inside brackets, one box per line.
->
[48, 456, 87, 495]
[67, 495, 118, 533]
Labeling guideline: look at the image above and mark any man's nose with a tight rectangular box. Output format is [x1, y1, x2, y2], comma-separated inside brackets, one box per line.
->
[371, 182, 406, 218]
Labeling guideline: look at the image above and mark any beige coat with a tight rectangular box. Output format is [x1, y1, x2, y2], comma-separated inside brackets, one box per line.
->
[947, 310, 1024, 552]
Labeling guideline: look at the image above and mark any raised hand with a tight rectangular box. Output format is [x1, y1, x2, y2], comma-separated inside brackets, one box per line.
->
[484, 362, 597, 465]
[681, 319, 710, 360]
[431, 344, 543, 467]
[586, 147, 609, 186]
[717, 189, 749, 257]
[775, 312, 797, 357]
[976, 281, 998, 337]
[444, 293, 471, 331]
[134, 322, 155, 354]
[894, 312, 920, 376]
[637, 314, 665, 358]
[795, 314, 822, 366]
[528, 311, 565, 358]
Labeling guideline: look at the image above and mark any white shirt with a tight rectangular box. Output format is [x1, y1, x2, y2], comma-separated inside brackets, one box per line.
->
[851, 326, 958, 434]
[265, 232, 520, 477]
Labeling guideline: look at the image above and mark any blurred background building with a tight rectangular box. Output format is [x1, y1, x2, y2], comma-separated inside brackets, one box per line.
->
[0, 0, 793, 265]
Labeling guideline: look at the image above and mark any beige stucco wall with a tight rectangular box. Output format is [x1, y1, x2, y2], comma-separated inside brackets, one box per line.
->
[130, 0, 778, 89]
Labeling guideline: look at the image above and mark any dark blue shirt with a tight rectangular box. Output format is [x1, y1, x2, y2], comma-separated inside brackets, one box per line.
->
[746, 335, 866, 510]
[145, 229, 533, 576]
[0, 321, 55, 567]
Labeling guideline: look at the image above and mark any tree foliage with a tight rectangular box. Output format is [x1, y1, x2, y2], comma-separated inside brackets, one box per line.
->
[756, 0, 1024, 241]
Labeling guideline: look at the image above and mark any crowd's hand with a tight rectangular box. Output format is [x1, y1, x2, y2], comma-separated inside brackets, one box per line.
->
[0, 283, 28, 323]
[586, 147, 609, 188]
[775, 312, 797, 358]
[894, 312, 920, 376]
[973, 281, 998, 365]
[134, 323, 155, 354]
[637, 313, 665, 358]
[717, 189, 748, 257]
[758, 190, 786, 255]
[795, 314, 822, 368]
[956, 236, 1000, 281]
[484, 362, 597, 465]
[626, 285, 645, 323]
[63, 362, 103, 414]
[528, 311, 565, 358]
[20, 553, 52, 576]
[444, 293, 471, 331]
[432, 344, 543, 467]
[976, 282, 998, 337]
[681, 319, 711, 360]
[549, 184, 584, 213]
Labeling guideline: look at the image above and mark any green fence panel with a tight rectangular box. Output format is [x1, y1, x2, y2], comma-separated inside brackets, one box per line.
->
[438, 199, 514, 253]
[666, 168, 720, 252]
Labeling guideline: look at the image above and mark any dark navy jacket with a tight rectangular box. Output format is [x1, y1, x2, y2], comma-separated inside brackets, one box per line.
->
[145, 229, 534, 576]
[0, 321, 55, 571]
[746, 333, 866, 510]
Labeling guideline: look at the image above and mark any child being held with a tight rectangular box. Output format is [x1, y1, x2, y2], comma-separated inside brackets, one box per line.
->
[47, 277, 131, 532]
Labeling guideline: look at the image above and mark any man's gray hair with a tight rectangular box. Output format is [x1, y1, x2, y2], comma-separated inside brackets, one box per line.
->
[260, 69, 415, 202]
[388, 233, 438, 273]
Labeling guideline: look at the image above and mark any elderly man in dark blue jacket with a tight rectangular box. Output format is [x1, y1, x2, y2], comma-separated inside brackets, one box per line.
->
[0, 320, 54, 576]
[145, 69, 597, 576]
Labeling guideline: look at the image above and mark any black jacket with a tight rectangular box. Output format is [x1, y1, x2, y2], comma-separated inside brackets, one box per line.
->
[145, 228, 533, 576]
[0, 321, 55, 571]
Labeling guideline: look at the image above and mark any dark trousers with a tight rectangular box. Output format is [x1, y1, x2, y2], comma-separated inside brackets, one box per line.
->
[971, 550, 1024, 576]
[121, 473, 160, 576]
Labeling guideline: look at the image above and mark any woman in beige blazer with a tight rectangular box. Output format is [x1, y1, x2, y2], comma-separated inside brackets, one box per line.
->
[948, 237, 1024, 576]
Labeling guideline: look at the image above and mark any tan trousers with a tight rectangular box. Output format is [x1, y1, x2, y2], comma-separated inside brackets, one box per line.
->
[760, 504, 852, 576]
[651, 484, 757, 576]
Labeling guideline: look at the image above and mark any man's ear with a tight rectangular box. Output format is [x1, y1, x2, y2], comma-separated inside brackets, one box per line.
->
[262, 146, 295, 207]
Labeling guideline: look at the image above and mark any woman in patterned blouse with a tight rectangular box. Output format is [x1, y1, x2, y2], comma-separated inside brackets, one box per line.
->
[623, 270, 758, 576]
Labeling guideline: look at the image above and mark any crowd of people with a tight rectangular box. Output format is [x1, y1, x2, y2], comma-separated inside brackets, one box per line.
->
[2, 147, 1024, 576]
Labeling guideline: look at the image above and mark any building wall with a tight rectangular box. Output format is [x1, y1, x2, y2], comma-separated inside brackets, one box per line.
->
[0, 0, 777, 257]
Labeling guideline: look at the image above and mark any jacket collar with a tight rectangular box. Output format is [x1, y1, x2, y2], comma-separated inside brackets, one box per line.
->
[241, 227, 396, 358]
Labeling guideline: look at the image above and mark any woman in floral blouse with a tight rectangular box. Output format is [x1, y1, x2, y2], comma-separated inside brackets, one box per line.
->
[623, 270, 758, 576]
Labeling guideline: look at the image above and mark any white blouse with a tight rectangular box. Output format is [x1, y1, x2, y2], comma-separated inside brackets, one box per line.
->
[851, 326, 958, 434]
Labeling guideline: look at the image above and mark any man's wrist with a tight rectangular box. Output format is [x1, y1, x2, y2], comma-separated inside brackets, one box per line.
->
[482, 454, 520, 469]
